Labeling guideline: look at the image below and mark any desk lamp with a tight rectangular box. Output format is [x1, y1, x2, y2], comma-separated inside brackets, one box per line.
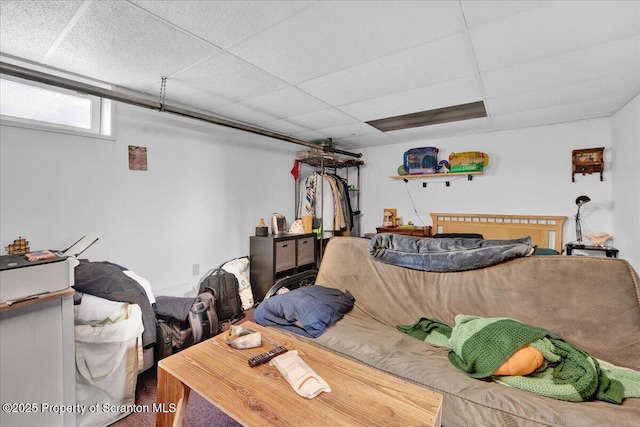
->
[574, 195, 591, 243]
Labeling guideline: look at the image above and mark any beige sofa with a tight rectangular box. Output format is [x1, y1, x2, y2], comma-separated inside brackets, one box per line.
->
[311, 237, 640, 426]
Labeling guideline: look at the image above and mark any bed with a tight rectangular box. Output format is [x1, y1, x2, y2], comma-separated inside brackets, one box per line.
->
[430, 212, 566, 253]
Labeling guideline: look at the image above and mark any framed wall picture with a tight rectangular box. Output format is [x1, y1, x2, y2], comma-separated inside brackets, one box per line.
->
[383, 208, 397, 227]
[572, 147, 604, 182]
[128, 145, 148, 171]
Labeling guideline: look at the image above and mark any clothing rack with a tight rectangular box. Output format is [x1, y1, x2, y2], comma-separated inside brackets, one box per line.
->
[296, 156, 362, 263]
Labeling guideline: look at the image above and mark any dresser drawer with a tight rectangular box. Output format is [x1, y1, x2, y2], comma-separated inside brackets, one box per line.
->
[297, 237, 315, 266]
[274, 239, 296, 272]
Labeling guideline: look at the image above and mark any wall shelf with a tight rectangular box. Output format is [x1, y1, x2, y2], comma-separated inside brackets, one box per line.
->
[389, 171, 483, 180]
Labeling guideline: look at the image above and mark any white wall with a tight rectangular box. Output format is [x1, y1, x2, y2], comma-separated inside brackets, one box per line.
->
[611, 93, 640, 270]
[360, 119, 616, 254]
[0, 103, 298, 296]
[3, 100, 637, 295]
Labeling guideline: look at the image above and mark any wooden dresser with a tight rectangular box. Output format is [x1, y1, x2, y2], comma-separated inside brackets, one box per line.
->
[375, 226, 432, 237]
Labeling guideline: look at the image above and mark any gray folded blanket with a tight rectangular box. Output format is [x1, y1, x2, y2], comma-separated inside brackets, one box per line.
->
[370, 234, 534, 272]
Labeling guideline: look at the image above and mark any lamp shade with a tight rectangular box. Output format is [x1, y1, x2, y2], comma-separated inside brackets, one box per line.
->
[575, 195, 591, 206]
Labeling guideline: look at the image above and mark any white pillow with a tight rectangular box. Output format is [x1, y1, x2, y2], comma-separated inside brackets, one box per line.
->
[221, 257, 254, 310]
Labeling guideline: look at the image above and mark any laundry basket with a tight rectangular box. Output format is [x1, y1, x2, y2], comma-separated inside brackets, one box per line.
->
[74, 294, 144, 427]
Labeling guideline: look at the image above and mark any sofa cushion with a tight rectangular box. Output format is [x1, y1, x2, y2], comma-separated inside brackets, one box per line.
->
[310, 236, 640, 426]
[312, 309, 640, 427]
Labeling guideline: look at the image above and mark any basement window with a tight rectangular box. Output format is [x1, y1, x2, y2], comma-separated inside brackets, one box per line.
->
[0, 75, 113, 137]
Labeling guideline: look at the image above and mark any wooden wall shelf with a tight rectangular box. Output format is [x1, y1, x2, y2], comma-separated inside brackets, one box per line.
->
[389, 171, 483, 180]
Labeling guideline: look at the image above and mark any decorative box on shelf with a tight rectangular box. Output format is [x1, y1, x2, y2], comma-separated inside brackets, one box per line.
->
[572, 147, 604, 182]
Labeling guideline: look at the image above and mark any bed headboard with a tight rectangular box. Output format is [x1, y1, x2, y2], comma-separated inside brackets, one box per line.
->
[430, 213, 566, 251]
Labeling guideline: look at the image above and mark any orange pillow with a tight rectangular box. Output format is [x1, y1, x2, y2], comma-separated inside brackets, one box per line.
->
[493, 345, 544, 376]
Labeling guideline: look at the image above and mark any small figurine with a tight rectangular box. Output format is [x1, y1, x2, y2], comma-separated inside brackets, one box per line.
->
[5, 236, 30, 255]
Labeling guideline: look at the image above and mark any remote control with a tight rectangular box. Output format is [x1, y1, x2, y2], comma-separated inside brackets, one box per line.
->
[248, 346, 288, 367]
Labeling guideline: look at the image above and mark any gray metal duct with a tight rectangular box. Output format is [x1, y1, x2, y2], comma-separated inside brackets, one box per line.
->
[0, 61, 362, 158]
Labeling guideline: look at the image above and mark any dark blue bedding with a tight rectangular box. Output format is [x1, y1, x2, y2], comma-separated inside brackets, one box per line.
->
[254, 285, 354, 338]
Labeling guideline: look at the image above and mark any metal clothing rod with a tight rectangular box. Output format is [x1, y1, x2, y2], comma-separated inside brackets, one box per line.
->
[0, 61, 362, 158]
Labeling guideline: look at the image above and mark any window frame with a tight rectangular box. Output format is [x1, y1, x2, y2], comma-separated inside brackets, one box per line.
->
[0, 70, 115, 140]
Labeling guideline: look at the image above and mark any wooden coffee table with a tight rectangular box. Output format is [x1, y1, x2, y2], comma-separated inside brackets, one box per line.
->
[156, 321, 442, 427]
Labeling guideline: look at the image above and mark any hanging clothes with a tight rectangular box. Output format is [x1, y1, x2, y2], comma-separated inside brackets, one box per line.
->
[298, 172, 354, 238]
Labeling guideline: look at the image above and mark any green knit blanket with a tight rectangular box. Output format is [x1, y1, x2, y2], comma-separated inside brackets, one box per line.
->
[397, 315, 640, 404]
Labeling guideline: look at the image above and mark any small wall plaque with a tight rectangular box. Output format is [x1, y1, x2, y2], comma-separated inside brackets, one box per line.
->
[572, 147, 604, 182]
[128, 145, 148, 171]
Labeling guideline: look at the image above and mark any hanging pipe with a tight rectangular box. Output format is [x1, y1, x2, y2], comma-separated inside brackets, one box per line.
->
[0, 61, 362, 158]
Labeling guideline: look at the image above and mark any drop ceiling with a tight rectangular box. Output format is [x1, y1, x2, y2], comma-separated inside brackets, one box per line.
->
[0, 0, 638, 150]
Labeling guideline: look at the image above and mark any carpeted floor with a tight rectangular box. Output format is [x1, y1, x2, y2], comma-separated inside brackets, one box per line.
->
[112, 366, 241, 427]
[113, 313, 255, 427]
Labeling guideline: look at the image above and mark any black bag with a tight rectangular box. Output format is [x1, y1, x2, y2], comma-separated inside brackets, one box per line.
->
[169, 318, 193, 350]
[188, 291, 219, 342]
[155, 319, 173, 361]
[198, 268, 244, 323]
[157, 292, 220, 351]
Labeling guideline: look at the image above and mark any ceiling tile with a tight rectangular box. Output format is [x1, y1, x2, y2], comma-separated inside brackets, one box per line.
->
[44, 1, 219, 89]
[470, 1, 639, 71]
[130, 0, 316, 49]
[156, 53, 288, 106]
[340, 77, 482, 122]
[313, 121, 379, 140]
[1, 0, 638, 148]
[209, 100, 281, 125]
[460, 0, 553, 28]
[486, 72, 640, 116]
[490, 94, 631, 131]
[339, 132, 400, 149]
[224, 86, 330, 123]
[255, 119, 310, 136]
[228, 0, 462, 84]
[298, 33, 475, 106]
[0, 0, 83, 62]
[481, 36, 640, 98]
[290, 129, 329, 142]
[287, 108, 359, 130]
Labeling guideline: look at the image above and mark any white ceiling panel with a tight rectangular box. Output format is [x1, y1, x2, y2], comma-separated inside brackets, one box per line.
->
[226, 86, 331, 124]
[286, 108, 360, 130]
[482, 36, 640, 98]
[209, 100, 282, 126]
[1, 0, 638, 150]
[491, 94, 631, 130]
[211, 86, 331, 126]
[162, 53, 288, 105]
[290, 129, 330, 142]
[339, 132, 400, 149]
[312, 121, 380, 140]
[460, 0, 553, 28]
[252, 118, 310, 136]
[340, 76, 482, 122]
[0, 1, 83, 61]
[45, 1, 218, 89]
[130, 0, 317, 49]
[486, 72, 640, 116]
[228, 1, 462, 84]
[298, 33, 475, 107]
[470, 1, 640, 71]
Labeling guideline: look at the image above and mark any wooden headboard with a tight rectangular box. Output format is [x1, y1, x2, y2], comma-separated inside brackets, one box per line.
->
[430, 213, 566, 251]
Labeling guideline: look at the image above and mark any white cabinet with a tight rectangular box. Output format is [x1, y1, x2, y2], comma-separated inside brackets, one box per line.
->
[0, 289, 76, 427]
